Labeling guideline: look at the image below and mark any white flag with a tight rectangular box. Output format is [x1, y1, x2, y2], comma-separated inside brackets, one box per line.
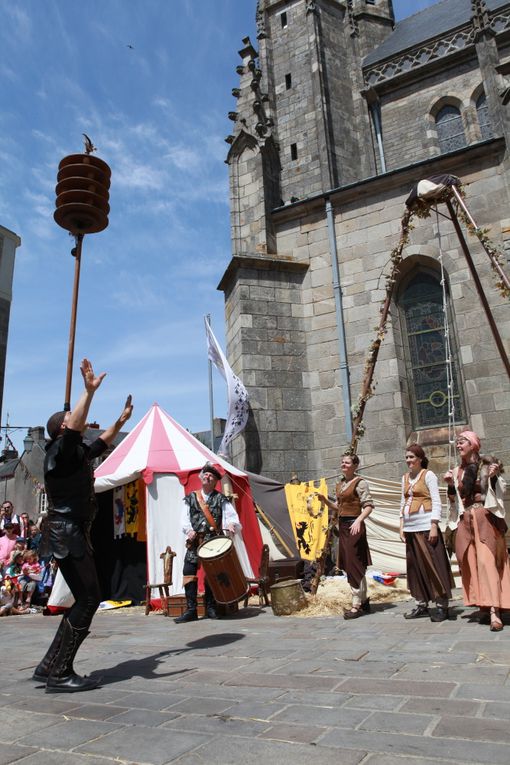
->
[204, 317, 249, 455]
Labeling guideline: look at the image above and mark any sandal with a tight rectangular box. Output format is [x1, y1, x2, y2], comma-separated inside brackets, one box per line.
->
[343, 607, 363, 620]
[490, 608, 503, 632]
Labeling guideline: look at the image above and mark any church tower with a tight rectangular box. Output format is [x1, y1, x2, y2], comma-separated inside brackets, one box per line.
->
[219, 0, 394, 481]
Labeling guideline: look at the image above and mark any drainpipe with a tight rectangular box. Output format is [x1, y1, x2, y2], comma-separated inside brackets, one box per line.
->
[325, 198, 352, 441]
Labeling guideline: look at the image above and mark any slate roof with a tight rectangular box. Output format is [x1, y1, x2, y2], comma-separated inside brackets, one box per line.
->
[364, 0, 510, 67]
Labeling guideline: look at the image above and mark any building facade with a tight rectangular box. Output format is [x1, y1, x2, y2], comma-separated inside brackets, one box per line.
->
[219, 0, 510, 483]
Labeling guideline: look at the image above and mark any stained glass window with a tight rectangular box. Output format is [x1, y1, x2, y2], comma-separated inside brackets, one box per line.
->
[476, 92, 493, 140]
[400, 273, 465, 429]
[435, 105, 467, 154]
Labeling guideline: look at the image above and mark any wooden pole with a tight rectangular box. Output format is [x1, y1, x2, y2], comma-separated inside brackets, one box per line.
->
[64, 234, 84, 411]
[445, 199, 510, 379]
[450, 187, 510, 293]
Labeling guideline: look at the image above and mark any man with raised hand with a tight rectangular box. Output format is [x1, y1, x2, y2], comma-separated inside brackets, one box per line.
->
[34, 358, 132, 693]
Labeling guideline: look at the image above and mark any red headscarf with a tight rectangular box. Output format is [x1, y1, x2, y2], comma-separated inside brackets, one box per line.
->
[458, 430, 481, 453]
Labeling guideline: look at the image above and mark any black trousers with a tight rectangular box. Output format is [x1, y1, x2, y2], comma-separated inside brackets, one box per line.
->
[182, 560, 215, 605]
[58, 549, 101, 631]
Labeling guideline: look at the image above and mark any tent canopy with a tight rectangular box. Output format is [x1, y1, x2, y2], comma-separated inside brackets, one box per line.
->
[95, 403, 246, 492]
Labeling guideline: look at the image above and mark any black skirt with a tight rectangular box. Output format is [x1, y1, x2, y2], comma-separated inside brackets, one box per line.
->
[405, 529, 454, 603]
[338, 517, 372, 589]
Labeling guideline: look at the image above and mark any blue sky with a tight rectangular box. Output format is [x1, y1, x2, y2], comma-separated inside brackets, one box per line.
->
[0, 0, 437, 452]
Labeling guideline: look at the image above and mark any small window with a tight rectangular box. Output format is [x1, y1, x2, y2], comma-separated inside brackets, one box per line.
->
[290, 143, 298, 160]
[476, 92, 493, 140]
[285, 73, 292, 90]
[281, 12, 288, 28]
[435, 105, 467, 154]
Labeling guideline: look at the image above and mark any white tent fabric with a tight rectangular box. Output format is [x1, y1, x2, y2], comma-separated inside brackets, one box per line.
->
[93, 404, 258, 600]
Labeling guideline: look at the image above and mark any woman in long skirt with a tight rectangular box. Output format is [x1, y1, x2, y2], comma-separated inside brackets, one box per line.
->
[444, 431, 509, 631]
[400, 444, 454, 622]
[318, 454, 374, 619]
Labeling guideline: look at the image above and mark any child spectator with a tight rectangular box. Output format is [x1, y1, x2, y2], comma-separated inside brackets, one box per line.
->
[18, 550, 42, 608]
[0, 577, 28, 616]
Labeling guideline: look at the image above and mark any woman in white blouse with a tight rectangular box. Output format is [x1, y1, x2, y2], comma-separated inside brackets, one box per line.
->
[400, 444, 454, 622]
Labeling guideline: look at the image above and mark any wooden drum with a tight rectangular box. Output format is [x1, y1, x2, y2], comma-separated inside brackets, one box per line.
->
[198, 536, 249, 604]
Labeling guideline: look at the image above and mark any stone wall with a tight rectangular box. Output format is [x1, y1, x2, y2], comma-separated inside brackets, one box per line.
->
[270, 143, 510, 482]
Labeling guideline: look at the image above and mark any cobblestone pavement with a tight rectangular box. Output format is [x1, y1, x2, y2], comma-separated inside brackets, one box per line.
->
[1, 592, 509, 765]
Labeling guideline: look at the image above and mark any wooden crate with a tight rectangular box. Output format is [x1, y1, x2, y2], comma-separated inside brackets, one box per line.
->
[268, 558, 305, 587]
[166, 596, 239, 618]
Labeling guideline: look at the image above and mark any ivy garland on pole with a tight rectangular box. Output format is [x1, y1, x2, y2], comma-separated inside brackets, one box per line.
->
[349, 180, 510, 454]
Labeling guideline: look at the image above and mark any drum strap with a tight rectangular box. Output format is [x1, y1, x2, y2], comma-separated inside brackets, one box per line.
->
[196, 491, 219, 533]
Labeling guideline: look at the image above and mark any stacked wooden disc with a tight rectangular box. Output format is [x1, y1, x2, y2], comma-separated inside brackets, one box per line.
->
[54, 154, 111, 234]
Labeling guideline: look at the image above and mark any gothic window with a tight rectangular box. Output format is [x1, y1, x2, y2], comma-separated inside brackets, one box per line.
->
[399, 271, 466, 429]
[435, 105, 467, 153]
[476, 92, 493, 140]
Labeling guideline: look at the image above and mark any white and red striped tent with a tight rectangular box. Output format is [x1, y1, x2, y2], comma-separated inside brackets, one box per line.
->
[94, 403, 262, 603]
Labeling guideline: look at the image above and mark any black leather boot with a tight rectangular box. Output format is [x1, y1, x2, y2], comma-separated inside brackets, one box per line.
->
[404, 604, 429, 620]
[430, 605, 449, 622]
[46, 619, 99, 693]
[33, 616, 66, 682]
[174, 581, 198, 623]
[204, 582, 218, 619]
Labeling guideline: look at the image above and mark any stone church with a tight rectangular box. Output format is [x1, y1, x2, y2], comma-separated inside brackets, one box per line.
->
[218, 0, 510, 484]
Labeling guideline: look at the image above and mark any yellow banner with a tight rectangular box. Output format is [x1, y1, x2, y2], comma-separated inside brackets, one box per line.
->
[123, 479, 147, 540]
[284, 479, 328, 561]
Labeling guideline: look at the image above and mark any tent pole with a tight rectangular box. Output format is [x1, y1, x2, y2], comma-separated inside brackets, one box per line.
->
[445, 199, 510, 378]
[255, 504, 294, 558]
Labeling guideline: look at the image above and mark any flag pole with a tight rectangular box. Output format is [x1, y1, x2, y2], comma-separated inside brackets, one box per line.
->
[206, 314, 215, 451]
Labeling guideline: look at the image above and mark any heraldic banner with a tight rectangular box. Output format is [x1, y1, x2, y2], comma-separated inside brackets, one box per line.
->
[284, 479, 328, 561]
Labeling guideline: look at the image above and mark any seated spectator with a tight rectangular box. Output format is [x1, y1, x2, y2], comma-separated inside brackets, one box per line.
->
[0, 524, 18, 568]
[0, 501, 20, 531]
[19, 550, 42, 608]
[18, 512, 30, 540]
[5, 550, 23, 578]
[28, 523, 42, 552]
[5, 550, 23, 607]
[0, 577, 29, 616]
[35, 558, 57, 605]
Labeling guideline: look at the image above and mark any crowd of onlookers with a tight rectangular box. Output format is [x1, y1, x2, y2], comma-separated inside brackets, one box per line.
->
[0, 500, 56, 616]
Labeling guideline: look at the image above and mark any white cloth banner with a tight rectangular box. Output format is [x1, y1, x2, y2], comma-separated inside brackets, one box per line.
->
[204, 316, 249, 456]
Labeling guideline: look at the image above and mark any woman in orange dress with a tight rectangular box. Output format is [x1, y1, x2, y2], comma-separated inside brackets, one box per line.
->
[444, 431, 509, 631]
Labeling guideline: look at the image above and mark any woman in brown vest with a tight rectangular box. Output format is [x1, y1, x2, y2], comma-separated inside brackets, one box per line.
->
[400, 444, 453, 622]
[318, 453, 374, 619]
[444, 431, 509, 631]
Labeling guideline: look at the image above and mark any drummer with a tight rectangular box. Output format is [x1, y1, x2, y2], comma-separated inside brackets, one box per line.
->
[175, 462, 241, 623]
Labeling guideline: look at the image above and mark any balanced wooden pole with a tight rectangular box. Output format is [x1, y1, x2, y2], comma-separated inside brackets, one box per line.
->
[445, 198, 510, 379]
[64, 234, 83, 411]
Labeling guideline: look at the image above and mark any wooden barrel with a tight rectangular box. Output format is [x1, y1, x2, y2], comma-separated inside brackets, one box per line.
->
[270, 579, 307, 616]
